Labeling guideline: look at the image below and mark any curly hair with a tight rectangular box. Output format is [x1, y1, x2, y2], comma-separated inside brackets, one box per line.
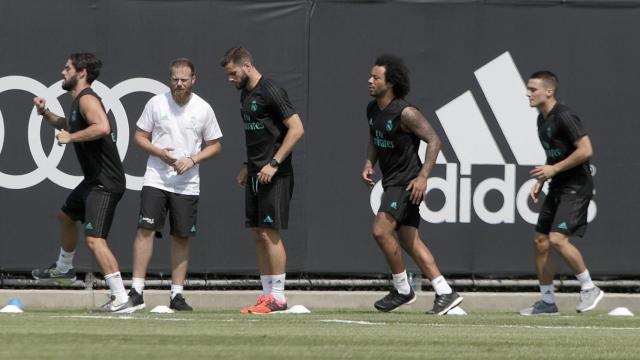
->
[375, 54, 410, 99]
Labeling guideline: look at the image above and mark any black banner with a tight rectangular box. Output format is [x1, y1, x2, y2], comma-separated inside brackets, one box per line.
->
[1, 1, 638, 276]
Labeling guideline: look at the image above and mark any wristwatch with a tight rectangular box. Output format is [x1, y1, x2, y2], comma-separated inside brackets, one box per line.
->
[269, 158, 280, 168]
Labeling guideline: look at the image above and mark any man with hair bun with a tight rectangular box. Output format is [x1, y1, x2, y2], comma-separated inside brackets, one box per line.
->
[32, 53, 137, 313]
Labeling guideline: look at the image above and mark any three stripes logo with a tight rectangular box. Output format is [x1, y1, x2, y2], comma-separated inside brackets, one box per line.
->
[371, 51, 597, 225]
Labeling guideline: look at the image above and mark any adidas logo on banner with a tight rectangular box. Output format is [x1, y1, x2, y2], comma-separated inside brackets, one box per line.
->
[371, 51, 597, 225]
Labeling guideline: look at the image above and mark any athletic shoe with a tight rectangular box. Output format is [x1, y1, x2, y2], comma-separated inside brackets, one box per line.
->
[169, 293, 193, 311]
[248, 294, 287, 314]
[93, 295, 141, 314]
[428, 292, 464, 315]
[576, 287, 604, 313]
[519, 300, 559, 316]
[240, 295, 267, 314]
[31, 264, 76, 285]
[128, 289, 146, 311]
[374, 289, 416, 312]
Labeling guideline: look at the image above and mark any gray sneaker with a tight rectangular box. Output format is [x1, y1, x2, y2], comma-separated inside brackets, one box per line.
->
[32, 263, 76, 285]
[93, 295, 141, 314]
[576, 287, 604, 313]
[519, 300, 559, 316]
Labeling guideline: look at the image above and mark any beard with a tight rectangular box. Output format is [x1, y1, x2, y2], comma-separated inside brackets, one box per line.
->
[235, 73, 249, 90]
[171, 86, 192, 106]
[62, 75, 78, 91]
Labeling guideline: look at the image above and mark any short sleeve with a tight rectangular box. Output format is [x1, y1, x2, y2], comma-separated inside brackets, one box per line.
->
[202, 105, 223, 141]
[136, 98, 156, 133]
[558, 111, 586, 144]
[262, 80, 296, 121]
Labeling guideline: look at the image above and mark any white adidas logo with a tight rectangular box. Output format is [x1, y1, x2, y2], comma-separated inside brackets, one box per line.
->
[370, 51, 597, 225]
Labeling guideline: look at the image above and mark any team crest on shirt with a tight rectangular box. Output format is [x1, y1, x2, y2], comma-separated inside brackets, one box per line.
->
[385, 119, 393, 131]
[547, 127, 552, 139]
[368, 118, 373, 126]
[250, 100, 258, 112]
[71, 110, 77, 123]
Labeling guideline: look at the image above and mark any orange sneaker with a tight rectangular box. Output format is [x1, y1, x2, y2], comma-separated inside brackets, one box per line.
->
[248, 294, 287, 314]
[240, 295, 267, 314]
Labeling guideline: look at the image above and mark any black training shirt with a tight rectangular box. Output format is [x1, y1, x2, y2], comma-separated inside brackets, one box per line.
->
[537, 103, 593, 195]
[367, 98, 422, 188]
[240, 78, 296, 176]
[68, 87, 126, 192]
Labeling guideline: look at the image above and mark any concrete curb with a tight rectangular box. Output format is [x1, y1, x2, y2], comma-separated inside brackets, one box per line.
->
[1, 289, 638, 313]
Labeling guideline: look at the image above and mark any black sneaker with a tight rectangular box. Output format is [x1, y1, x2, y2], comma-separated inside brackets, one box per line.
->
[170, 293, 193, 311]
[374, 289, 416, 312]
[32, 263, 76, 285]
[128, 289, 146, 311]
[428, 292, 463, 315]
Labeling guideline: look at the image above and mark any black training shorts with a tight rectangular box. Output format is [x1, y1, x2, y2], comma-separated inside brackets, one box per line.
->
[245, 175, 293, 230]
[61, 181, 123, 239]
[137, 186, 199, 238]
[379, 186, 421, 229]
[535, 191, 591, 237]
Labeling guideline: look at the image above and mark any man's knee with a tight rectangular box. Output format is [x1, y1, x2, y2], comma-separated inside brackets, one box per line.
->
[85, 236, 105, 250]
[251, 227, 278, 244]
[534, 233, 551, 252]
[372, 214, 395, 240]
[136, 228, 156, 242]
[548, 232, 569, 249]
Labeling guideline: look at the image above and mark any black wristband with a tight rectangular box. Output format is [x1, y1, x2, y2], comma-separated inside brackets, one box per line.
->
[38, 107, 49, 116]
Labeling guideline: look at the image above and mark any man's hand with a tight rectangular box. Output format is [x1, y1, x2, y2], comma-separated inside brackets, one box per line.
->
[257, 164, 277, 184]
[362, 166, 375, 189]
[56, 130, 72, 145]
[158, 147, 177, 166]
[406, 175, 428, 205]
[530, 165, 557, 181]
[33, 97, 46, 114]
[237, 165, 248, 187]
[530, 180, 545, 203]
[174, 157, 196, 175]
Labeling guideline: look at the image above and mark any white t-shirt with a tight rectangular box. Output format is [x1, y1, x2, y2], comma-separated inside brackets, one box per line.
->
[137, 92, 222, 195]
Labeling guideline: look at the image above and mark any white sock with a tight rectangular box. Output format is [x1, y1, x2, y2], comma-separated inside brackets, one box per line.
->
[56, 248, 75, 272]
[540, 284, 555, 304]
[105, 272, 127, 303]
[271, 274, 286, 302]
[576, 269, 595, 291]
[260, 275, 273, 297]
[392, 271, 411, 295]
[171, 284, 183, 300]
[132, 277, 145, 294]
[431, 275, 453, 295]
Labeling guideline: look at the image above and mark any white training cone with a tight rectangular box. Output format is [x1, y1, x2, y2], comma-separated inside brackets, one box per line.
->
[150, 305, 174, 314]
[446, 306, 467, 315]
[283, 305, 311, 314]
[608, 307, 634, 317]
[0, 305, 24, 313]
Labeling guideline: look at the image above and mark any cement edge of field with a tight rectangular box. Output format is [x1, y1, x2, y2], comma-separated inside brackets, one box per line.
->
[0, 290, 638, 313]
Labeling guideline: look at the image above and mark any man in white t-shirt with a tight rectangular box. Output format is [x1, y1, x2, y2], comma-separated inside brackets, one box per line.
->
[128, 58, 223, 311]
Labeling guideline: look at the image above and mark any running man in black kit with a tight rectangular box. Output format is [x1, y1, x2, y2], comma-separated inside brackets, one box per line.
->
[32, 53, 137, 313]
[363, 54, 462, 315]
[520, 71, 603, 316]
[221, 47, 304, 314]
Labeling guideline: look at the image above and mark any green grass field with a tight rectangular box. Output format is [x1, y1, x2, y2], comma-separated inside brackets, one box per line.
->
[1, 310, 640, 359]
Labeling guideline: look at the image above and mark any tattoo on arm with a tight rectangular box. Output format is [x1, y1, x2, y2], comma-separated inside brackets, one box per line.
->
[401, 107, 442, 177]
[54, 117, 67, 130]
